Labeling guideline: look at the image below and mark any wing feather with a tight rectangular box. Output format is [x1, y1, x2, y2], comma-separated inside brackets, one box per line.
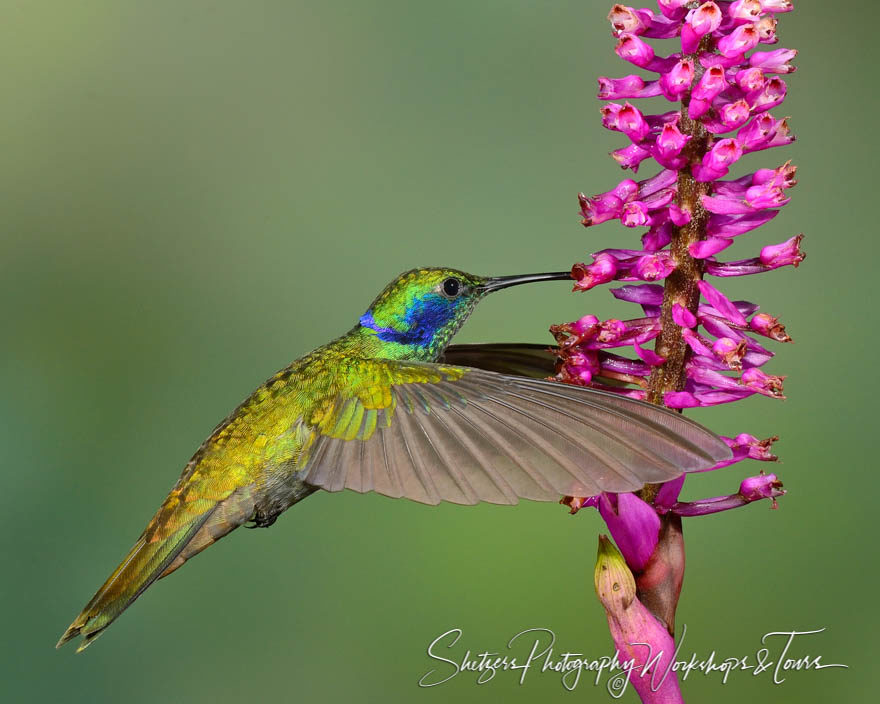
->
[300, 361, 731, 505]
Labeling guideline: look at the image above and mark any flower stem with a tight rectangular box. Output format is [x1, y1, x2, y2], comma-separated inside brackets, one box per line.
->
[640, 36, 714, 504]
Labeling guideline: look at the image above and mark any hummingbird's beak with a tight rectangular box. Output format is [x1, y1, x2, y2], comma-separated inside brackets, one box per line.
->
[477, 271, 572, 294]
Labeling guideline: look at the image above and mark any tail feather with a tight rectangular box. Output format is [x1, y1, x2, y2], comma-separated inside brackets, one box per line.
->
[57, 487, 254, 652]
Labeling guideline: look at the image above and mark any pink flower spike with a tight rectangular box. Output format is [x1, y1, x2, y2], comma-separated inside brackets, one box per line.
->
[692, 138, 743, 182]
[660, 58, 695, 101]
[598, 75, 663, 99]
[760, 234, 805, 268]
[690, 237, 733, 259]
[698, 279, 748, 325]
[617, 102, 652, 143]
[671, 303, 697, 328]
[681, 2, 722, 54]
[741, 368, 786, 397]
[572, 253, 618, 291]
[717, 23, 760, 58]
[729, 0, 763, 23]
[750, 48, 798, 74]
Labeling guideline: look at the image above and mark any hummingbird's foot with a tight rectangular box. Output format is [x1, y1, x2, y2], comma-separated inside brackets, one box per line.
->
[246, 510, 279, 529]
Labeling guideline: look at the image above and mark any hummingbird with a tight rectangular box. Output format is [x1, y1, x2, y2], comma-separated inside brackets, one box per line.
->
[57, 267, 730, 652]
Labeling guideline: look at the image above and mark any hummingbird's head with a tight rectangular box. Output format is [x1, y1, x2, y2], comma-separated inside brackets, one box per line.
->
[358, 267, 570, 360]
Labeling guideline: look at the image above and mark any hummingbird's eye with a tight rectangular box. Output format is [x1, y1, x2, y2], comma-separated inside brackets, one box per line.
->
[441, 277, 462, 299]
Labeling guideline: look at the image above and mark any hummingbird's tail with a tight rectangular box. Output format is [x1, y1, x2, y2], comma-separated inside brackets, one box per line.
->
[56, 486, 256, 652]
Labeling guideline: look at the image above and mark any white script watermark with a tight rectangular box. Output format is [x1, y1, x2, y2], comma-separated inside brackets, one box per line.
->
[418, 626, 847, 695]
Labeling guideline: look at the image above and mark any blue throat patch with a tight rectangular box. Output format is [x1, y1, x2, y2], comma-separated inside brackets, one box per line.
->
[360, 294, 456, 348]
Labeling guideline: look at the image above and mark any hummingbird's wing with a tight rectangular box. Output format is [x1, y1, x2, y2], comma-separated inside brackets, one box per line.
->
[299, 360, 731, 505]
[441, 343, 557, 378]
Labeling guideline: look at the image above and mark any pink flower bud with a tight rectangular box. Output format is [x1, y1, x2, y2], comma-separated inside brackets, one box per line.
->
[615, 32, 655, 68]
[750, 48, 798, 73]
[729, 0, 762, 23]
[741, 368, 785, 397]
[739, 474, 784, 503]
[635, 252, 676, 281]
[572, 253, 618, 291]
[736, 113, 781, 151]
[760, 234, 805, 268]
[681, 2, 722, 53]
[692, 138, 743, 181]
[617, 102, 652, 142]
[600, 102, 624, 130]
[749, 313, 792, 342]
[652, 122, 691, 167]
[612, 143, 652, 171]
[760, 0, 793, 13]
[608, 4, 651, 37]
[735, 66, 766, 93]
[713, 336, 747, 369]
[749, 77, 787, 113]
[659, 58, 695, 101]
[579, 191, 623, 226]
[657, 0, 689, 20]
[621, 201, 652, 227]
[705, 99, 751, 133]
[717, 23, 760, 58]
[598, 74, 663, 99]
[691, 65, 727, 102]
[755, 16, 778, 44]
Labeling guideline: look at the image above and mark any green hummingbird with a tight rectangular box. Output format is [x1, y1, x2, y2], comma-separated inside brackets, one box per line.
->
[57, 267, 730, 652]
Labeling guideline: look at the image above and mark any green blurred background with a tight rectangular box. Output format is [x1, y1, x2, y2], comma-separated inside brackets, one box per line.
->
[0, 1, 873, 701]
